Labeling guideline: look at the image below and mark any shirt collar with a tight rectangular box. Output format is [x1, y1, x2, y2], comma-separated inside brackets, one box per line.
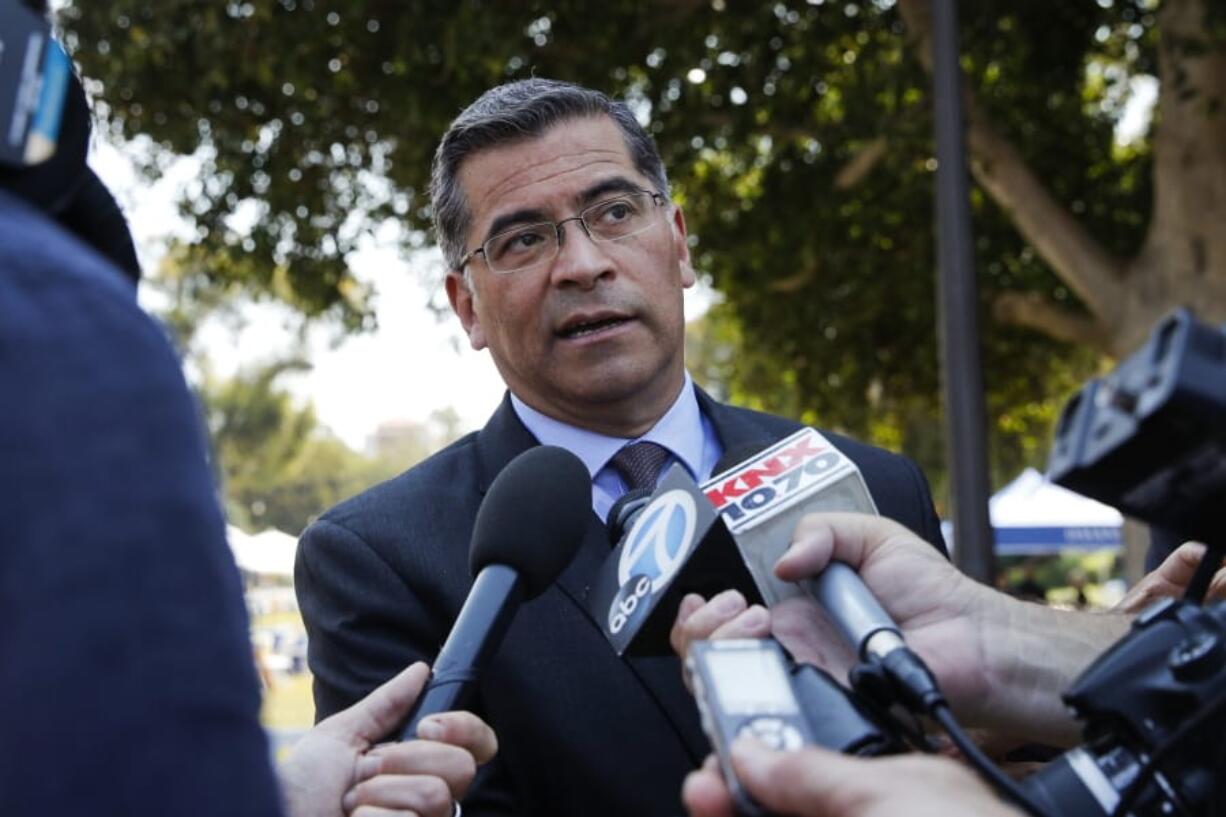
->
[509, 372, 707, 481]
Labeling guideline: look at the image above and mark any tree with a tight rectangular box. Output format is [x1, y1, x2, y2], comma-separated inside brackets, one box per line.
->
[201, 361, 467, 534]
[59, 1, 1226, 488]
[686, 303, 1095, 508]
[897, 0, 1226, 357]
[202, 360, 399, 534]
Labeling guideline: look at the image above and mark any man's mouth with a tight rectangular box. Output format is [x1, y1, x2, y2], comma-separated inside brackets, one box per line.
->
[556, 315, 632, 339]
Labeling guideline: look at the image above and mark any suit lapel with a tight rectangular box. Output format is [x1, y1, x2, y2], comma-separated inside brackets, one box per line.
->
[473, 394, 540, 494]
[695, 387, 782, 457]
[472, 388, 787, 625]
[473, 396, 611, 602]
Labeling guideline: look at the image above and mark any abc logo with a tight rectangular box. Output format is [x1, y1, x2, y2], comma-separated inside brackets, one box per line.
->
[616, 489, 698, 593]
[608, 574, 652, 635]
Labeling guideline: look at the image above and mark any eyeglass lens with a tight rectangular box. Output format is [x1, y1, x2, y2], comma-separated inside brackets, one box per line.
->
[484, 192, 658, 273]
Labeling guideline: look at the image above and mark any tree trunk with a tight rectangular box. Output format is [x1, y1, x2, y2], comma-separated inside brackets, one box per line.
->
[898, 0, 1226, 359]
[1120, 0, 1226, 354]
[1121, 517, 1150, 587]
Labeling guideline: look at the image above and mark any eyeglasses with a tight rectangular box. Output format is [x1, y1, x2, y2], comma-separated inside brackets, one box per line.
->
[459, 190, 668, 274]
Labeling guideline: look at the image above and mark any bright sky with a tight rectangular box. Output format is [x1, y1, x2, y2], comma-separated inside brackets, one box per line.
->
[87, 141, 494, 449]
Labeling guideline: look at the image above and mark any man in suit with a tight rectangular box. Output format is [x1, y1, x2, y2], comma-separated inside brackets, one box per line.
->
[295, 78, 945, 817]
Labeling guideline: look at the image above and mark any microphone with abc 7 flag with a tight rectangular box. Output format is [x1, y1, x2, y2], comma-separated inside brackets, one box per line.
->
[399, 445, 589, 740]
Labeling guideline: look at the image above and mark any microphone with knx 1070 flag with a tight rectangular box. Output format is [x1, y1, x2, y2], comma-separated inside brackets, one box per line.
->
[704, 430, 1122, 817]
[399, 445, 589, 740]
[705, 431, 942, 693]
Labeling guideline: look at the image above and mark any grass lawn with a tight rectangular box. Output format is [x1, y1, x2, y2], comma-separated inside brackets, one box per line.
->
[251, 605, 315, 731]
[261, 672, 315, 730]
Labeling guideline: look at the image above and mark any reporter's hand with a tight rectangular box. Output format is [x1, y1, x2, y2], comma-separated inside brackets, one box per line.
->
[343, 711, 498, 816]
[772, 513, 1129, 746]
[667, 516, 992, 712]
[278, 662, 497, 817]
[773, 513, 992, 710]
[669, 589, 771, 688]
[1115, 542, 1226, 614]
[682, 740, 1020, 817]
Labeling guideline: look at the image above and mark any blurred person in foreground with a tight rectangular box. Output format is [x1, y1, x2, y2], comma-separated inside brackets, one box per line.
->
[673, 511, 1225, 817]
[0, 3, 494, 814]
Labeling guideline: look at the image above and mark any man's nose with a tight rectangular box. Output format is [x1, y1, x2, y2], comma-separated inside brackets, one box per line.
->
[550, 217, 613, 288]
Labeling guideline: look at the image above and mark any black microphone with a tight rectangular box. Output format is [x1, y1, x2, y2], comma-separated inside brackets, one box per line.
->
[703, 430, 944, 712]
[606, 487, 652, 545]
[400, 445, 590, 739]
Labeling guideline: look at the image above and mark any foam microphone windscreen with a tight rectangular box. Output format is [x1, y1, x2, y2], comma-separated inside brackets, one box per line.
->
[606, 487, 653, 544]
[469, 445, 591, 598]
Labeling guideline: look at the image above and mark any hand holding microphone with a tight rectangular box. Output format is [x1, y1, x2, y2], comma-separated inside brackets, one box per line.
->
[280, 662, 498, 817]
[674, 510, 1018, 733]
[673, 432, 952, 714]
[775, 512, 1132, 749]
[673, 513, 1051, 817]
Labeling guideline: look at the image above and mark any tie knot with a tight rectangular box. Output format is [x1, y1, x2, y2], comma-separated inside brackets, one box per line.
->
[610, 441, 672, 492]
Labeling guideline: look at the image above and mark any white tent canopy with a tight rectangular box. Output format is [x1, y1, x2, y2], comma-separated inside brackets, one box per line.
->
[988, 468, 1123, 554]
[227, 525, 298, 577]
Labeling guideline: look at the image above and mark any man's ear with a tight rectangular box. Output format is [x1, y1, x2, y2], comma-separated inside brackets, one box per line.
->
[445, 271, 487, 351]
[670, 205, 696, 289]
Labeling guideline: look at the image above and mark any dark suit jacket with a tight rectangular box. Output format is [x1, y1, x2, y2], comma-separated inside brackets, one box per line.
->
[296, 391, 945, 817]
[0, 191, 282, 817]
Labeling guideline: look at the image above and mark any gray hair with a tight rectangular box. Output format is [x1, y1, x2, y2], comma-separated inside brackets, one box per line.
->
[430, 78, 670, 271]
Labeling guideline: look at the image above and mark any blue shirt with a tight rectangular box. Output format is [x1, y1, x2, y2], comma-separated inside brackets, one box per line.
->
[510, 373, 724, 521]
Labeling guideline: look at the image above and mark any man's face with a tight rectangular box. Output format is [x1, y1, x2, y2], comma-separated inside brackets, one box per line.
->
[446, 115, 696, 436]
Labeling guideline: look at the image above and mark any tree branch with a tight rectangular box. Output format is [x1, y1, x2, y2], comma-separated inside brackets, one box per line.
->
[834, 136, 889, 189]
[895, 0, 1125, 332]
[992, 291, 1112, 350]
[965, 106, 1125, 325]
[769, 264, 817, 292]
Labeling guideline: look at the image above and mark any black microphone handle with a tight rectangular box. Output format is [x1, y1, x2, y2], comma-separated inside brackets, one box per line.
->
[400, 564, 524, 740]
[790, 662, 902, 756]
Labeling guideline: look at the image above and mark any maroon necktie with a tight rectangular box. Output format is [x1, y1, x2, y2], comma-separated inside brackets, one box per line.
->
[610, 441, 672, 492]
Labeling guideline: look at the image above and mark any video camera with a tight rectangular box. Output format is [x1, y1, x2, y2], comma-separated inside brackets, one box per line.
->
[1019, 309, 1226, 817]
[1021, 596, 1226, 816]
[1048, 308, 1226, 549]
